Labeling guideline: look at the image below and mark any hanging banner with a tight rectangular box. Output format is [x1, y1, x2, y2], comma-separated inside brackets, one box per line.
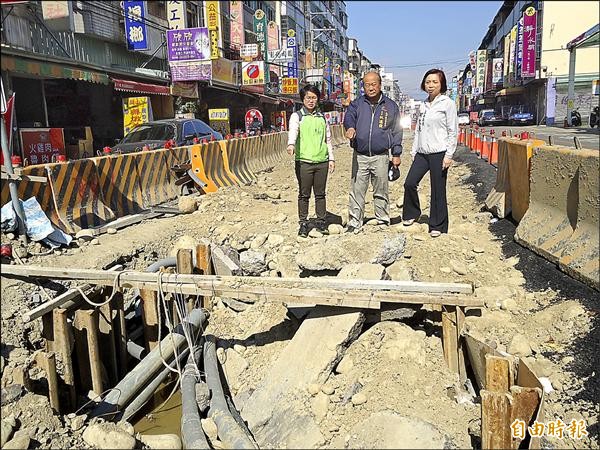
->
[242, 61, 265, 86]
[509, 25, 517, 83]
[171, 81, 199, 98]
[286, 30, 298, 78]
[122, 96, 153, 135]
[503, 35, 511, 80]
[124, 0, 149, 51]
[20, 128, 66, 165]
[230, 0, 244, 50]
[212, 58, 237, 85]
[516, 16, 524, 79]
[241, 44, 259, 60]
[167, 0, 186, 30]
[167, 27, 210, 61]
[522, 6, 537, 78]
[476, 50, 487, 92]
[492, 58, 503, 83]
[281, 77, 299, 94]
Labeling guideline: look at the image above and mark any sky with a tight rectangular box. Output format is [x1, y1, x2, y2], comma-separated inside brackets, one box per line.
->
[346, 1, 502, 99]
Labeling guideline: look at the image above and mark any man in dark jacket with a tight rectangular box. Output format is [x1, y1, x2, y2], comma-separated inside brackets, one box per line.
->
[343, 71, 403, 232]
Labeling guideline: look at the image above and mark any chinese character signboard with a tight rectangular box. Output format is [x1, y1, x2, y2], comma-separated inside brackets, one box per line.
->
[167, 0, 186, 29]
[509, 25, 517, 82]
[209, 108, 230, 135]
[205, 1, 221, 60]
[230, 0, 244, 50]
[476, 50, 487, 92]
[122, 96, 153, 135]
[267, 21, 279, 51]
[503, 35, 511, 79]
[167, 27, 210, 61]
[522, 7, 537, 78]
[170, 61, 212, 82]
[20, 128, 66, 165]
[286, 30, 298, 78]
[124, 0, 148, 51]
[516, 16, 524, 79]
[253, 9, 269, 83]
[241, 44, 259, 60]
[281, 77, 298, 94]
[242, 61, 265, 86]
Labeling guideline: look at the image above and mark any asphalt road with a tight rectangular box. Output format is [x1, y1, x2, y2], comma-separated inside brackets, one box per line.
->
[475, 124, 599, 150]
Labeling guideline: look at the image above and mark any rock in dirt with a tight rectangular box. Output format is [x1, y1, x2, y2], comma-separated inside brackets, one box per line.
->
[341, 413, 450, 449]
[250, 234, 268, 249]
[450, 260, 468, 275]
[82, 422, 136, 449]
[351, 392, 367, 405]
[106, 227, 117, 235]
[561, 304, 585, 321]
[338, 263, 386, 280]
[75, 229, 96, 240]
[1, 416, 16, 447]
[311, 392, 330, 420]
[266, 234, 284, 247]
[308, 228, 323, 238]
[328, 224, 344, 235]
[508, 334, 532, 357]
[335, 355, 354, 374]
[168, 235, 198, 257]
[195, 382, 210, 413]
[239, 250, 267, 275]
[223, 348, 249, 391]
[385, 260, 413, 281]
[371, 235, 406, 265]
[201, 418, 218, 442]
[178, 196, 198, 214]
[3, 429, 31, 450]
[266, 190, 281, 200]
[138, 433, 182, 449]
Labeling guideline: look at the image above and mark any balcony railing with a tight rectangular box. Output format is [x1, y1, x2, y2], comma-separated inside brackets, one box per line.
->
[1, 13, 167, 73]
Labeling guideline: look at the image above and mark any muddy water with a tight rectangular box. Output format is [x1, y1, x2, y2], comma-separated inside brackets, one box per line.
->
[133, 385, 183, 436]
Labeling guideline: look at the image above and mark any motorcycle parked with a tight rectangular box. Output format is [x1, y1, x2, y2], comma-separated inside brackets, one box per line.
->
[570, 108, 582, 127]
[589, 105, 599, 128]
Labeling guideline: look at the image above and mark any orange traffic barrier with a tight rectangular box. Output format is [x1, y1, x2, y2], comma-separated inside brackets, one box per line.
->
[458, 127, 465, 145]
[481, 132, 490, 161]
[490, 135, 499, 166]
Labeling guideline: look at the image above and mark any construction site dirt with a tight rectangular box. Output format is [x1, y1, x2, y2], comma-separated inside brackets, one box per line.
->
[1, 135, 598, 449]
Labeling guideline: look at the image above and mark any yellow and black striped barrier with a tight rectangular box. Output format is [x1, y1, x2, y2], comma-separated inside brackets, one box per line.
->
[132, 149, 178, 208]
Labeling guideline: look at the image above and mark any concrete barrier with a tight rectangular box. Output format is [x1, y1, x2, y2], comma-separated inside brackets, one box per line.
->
[92, 153, 145, 217]
[484, 139, 512, 218]
[225, 138, 255, 185]
[515, 146, 599, 290]
[190, 143, 218, 193]
[47, 159, 115, 233]
[132, 149, 178, 208]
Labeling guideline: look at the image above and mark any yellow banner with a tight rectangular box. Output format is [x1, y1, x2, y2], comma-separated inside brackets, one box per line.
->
[209, 108, 229, 120]
[122, 96, 152, 135]
[281, 77, 298, 94]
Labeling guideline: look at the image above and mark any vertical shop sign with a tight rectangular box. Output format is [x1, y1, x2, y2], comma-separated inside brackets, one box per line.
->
[253, 9, 270, 83]
[286, 29, 298, 78]
[205, 1, 221, 60]
[522, 6, 537, 78]
[229, 1, 244, 50]
[124, 0, 148, 51]
[167, 1, 186, 30]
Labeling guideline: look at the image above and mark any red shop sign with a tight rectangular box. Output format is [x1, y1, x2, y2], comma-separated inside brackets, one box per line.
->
[19, 128, 66, 165]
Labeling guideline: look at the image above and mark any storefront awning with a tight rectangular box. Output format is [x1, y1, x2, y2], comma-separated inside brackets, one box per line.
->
[112, 78, 170, 96]
[495, 87, 525, 97]
[257, 94, 280, 105]
[1, 55, 109, 84]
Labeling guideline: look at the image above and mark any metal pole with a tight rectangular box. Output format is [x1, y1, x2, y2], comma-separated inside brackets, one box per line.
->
[566, 48, 576, 127]
[1, 113, 27, 243]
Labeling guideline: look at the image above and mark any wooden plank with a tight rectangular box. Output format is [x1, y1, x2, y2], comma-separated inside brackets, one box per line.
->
[98, 300, 118, 386]
[73, 310, 92, 392]
[177, 248, 195, 313]
[53, 308, 76, 409]
[510, 386, 541, 449]
[41, 312, 54, 352]
[442, 306, 458, 373]
[481, 390, 512, 450]
[463, 333, 503, 390]
[23, 265, 124, 323]
[3, 265, 475, 295]
[196, 242, 212, 309]
[1, 172, 47, 183]
[485, 354, 512, 393]
[74, 310, 103, 396]
[112, 293, 128, 377]
[35, 351, 60, 413]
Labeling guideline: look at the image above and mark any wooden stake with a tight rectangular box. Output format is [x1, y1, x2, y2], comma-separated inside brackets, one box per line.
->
[35, 351, 60, 413]
[41, 312, 54, 352]
[73, 310, 92, 392]
[456, 306, 467, 382]
[195, 242, 212, 309]
[140, 288, 159, 351]
[510, 386, 541, 449]
[485, 354, 512, 393]
[177, 248, 196, 313]
[98, 298, 118, 386]
[442, 305, 459, 373]
[113, 292, 128, 377]
[74, 310, 104, 396]
[52, 308, 76, 408]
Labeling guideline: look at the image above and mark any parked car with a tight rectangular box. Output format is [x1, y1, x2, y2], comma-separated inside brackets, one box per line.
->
[477, 109, 504, 127]
[505, 106, 534, 126]
[457, 113, 470, 126]
[112, 119, 223, 154]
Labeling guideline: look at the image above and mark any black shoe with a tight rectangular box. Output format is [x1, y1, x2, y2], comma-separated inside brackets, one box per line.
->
[298, 222, 309, 237]
[345, 226, 360, 234]
[316, 221, 329, 235]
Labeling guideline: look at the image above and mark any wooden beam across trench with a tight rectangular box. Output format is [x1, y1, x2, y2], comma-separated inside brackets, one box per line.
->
[2, 264, 479, 309]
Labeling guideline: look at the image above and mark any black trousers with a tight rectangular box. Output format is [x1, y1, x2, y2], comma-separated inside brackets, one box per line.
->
[402, 151, 448, 233]
[295, 161, 329, 222]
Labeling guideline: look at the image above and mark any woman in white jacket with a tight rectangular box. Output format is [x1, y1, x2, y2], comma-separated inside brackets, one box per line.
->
[402, 69, 458, 237]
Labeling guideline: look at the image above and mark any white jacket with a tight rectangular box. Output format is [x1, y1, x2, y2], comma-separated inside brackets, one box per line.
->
[411, 94, 458, 159]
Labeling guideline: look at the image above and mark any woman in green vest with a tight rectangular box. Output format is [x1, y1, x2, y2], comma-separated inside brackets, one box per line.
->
[287, 84, 335, 238]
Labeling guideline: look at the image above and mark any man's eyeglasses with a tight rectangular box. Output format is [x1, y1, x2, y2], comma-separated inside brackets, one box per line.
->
[364, 82, 380, 88]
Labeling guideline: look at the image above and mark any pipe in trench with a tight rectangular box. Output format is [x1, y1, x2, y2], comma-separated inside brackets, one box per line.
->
[120, 347, 190, 422]
[181, 347, 210, 450]
[91, 308, 208, 418]
[203, 335, 257, 449]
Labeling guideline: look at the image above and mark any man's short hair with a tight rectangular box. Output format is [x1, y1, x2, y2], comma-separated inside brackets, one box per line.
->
[363, 71, 382, 84]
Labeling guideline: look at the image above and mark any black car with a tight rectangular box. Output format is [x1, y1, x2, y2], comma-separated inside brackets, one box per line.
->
[478, 109, 504, 127]
[112, 119, 223, 153]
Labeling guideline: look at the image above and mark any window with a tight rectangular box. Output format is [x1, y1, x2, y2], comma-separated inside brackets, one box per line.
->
[122, 124, 175, 143]
[147, 1, 167, 20]
[187, 3, 199, 28]
[182, 121, 197, 139]
[267, 7, 275, 22]
[192, 120, 214, 136]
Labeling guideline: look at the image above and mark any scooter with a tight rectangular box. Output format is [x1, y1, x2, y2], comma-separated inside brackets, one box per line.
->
[589, 105, 599, 128]
[570, 108, 582, 127]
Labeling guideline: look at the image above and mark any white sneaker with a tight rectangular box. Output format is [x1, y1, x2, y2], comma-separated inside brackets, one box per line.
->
[430, 230, 442, 238]
[403, 219, 415, 226]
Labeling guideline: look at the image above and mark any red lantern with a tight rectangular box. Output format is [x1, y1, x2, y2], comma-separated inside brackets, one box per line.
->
[57, 154, 67, 162]
[11, 155, 22, 168]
